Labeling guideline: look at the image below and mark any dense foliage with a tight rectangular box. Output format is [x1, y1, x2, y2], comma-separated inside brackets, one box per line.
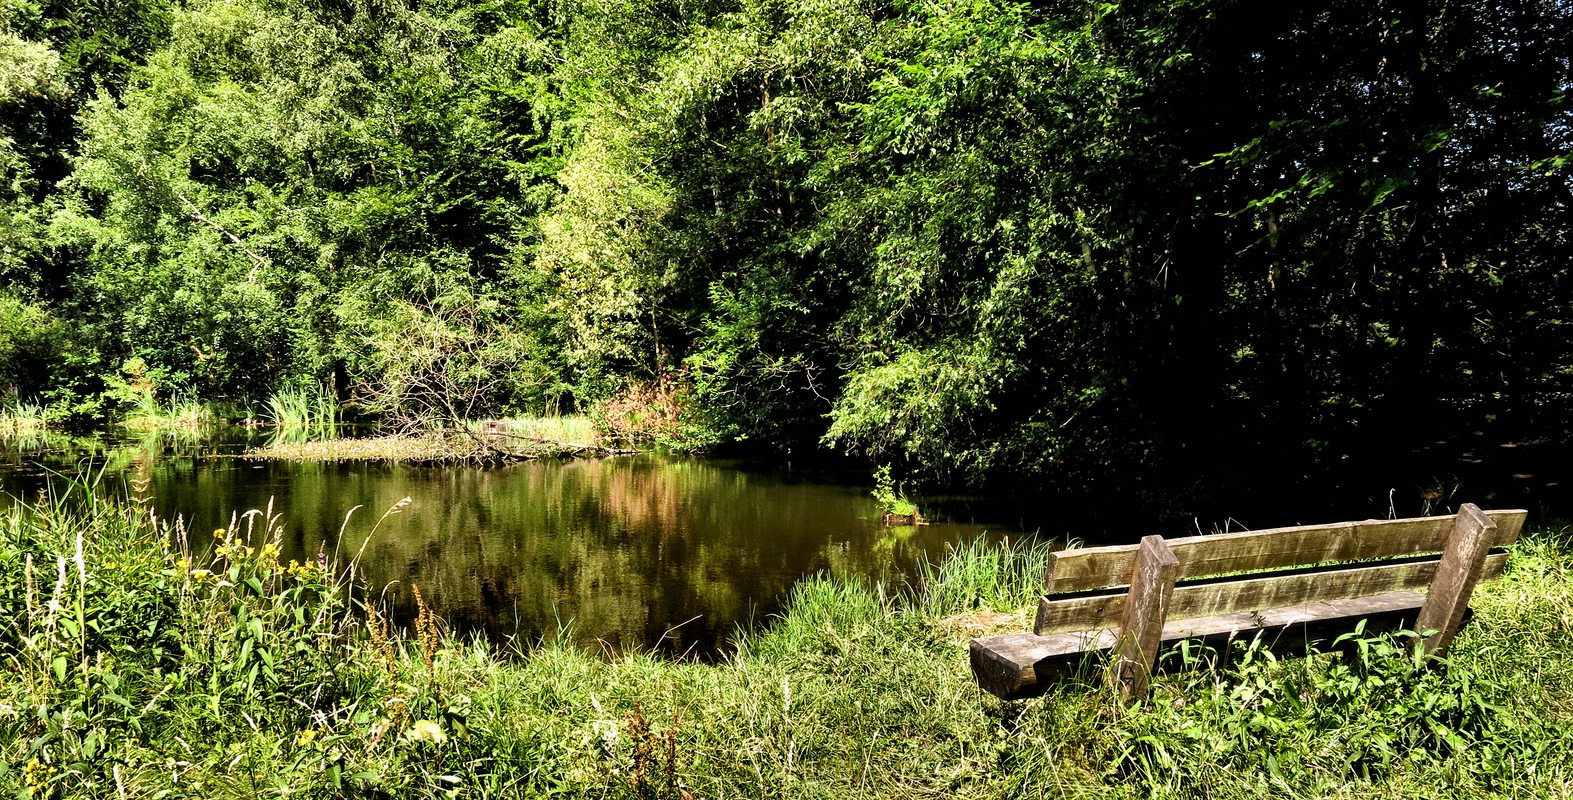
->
[2, 0, 1570, 519]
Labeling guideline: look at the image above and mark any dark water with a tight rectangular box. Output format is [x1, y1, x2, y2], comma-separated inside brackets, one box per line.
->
[0, 428, 1027, 657]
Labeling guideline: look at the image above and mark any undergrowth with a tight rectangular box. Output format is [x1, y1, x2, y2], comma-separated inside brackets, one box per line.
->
[1, 483, 1570, 798]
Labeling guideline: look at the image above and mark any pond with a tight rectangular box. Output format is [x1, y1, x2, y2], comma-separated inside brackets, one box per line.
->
[0, 428, 1030, 658]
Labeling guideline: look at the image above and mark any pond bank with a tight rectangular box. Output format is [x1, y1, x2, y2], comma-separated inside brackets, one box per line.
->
[3, 488, 1570, 798]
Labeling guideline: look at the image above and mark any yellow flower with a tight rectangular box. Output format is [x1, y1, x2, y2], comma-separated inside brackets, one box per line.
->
[190, 569, 212, 584]
[23, 758, 48, 789]
[295, 728, 319, 747]
[213, 528, 226, 539]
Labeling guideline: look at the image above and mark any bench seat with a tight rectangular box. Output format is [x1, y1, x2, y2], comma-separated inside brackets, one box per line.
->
[972, 589, 1429, 699]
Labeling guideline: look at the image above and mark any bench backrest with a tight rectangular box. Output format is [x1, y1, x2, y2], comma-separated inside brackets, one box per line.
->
[969, 505, 1527, 701]
[1035, 507, 1525, 637]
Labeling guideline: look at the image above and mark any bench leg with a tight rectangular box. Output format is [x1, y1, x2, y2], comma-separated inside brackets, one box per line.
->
[1415, 503, 1497, 657]
[1110, 534, 1180, 699]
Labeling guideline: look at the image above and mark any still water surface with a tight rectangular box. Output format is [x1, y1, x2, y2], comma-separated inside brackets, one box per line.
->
[0, 428, 1024, 657]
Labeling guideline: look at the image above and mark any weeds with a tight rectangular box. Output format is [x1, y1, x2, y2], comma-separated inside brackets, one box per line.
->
[595, 373, 720, 450]
[871, 464, 924, 525]
[121, 392, 215, 430]
[622, 703, 686, 799]
[264, 384, 341, 443]
[1115, 627, 1547, 796]
[915, 535, 1051, 617]
[0, 397, 48, 434]
[1, 491, 1571, 799]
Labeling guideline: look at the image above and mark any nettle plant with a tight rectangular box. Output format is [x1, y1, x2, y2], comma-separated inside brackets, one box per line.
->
[0, 481, 377, 796]
[1113, 623, 1540, 794]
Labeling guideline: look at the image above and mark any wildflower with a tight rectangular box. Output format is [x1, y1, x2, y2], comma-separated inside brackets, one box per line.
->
[213, 528, 226, 539]
[23, 758, 48, 789]
[190, 569, 212, 584]
[295, 728, 319, 747]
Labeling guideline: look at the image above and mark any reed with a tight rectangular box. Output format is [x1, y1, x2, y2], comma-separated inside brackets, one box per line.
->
[121, 392, 215, 430]
[264, 385, 340, 429]
[263, 385, 341, 444]
[0, 397, 48, 433]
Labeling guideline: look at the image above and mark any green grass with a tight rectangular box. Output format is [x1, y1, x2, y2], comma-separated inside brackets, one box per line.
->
[2, 484, 1571, 798]
[915, 535, 1052, 618]
[0, 398, 49, 434]
[121, 392, 216, 430]
[264, 385, 342, 444]
[484, 415, 598, 445]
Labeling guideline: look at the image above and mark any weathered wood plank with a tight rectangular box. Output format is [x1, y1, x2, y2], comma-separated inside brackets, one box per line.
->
[1109, 535, 1180, 699]
[973, 590, 1430, 699]
[1036, 552, 1508, 635]
[1162, 590, 1427, 641]
[1034, 590, 1125, 636]
[969, 630, 1113, 699]
[1044, 509, 1525, 593]
[1498, 508, 1527, 545]
[1415, 503, 1497, 656]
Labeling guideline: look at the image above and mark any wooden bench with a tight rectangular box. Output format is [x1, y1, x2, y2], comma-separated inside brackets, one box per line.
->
[970, 504, 1526, 700]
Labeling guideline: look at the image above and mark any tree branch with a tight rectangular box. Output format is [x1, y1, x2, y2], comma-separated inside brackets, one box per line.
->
[175, 191, 269, 281]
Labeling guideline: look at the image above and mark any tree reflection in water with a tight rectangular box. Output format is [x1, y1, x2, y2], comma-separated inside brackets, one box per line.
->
[1, 435, 1011, 658]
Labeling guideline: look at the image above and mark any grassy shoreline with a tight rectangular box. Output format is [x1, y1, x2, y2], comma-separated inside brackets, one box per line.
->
[2, 485, 1571, 798]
